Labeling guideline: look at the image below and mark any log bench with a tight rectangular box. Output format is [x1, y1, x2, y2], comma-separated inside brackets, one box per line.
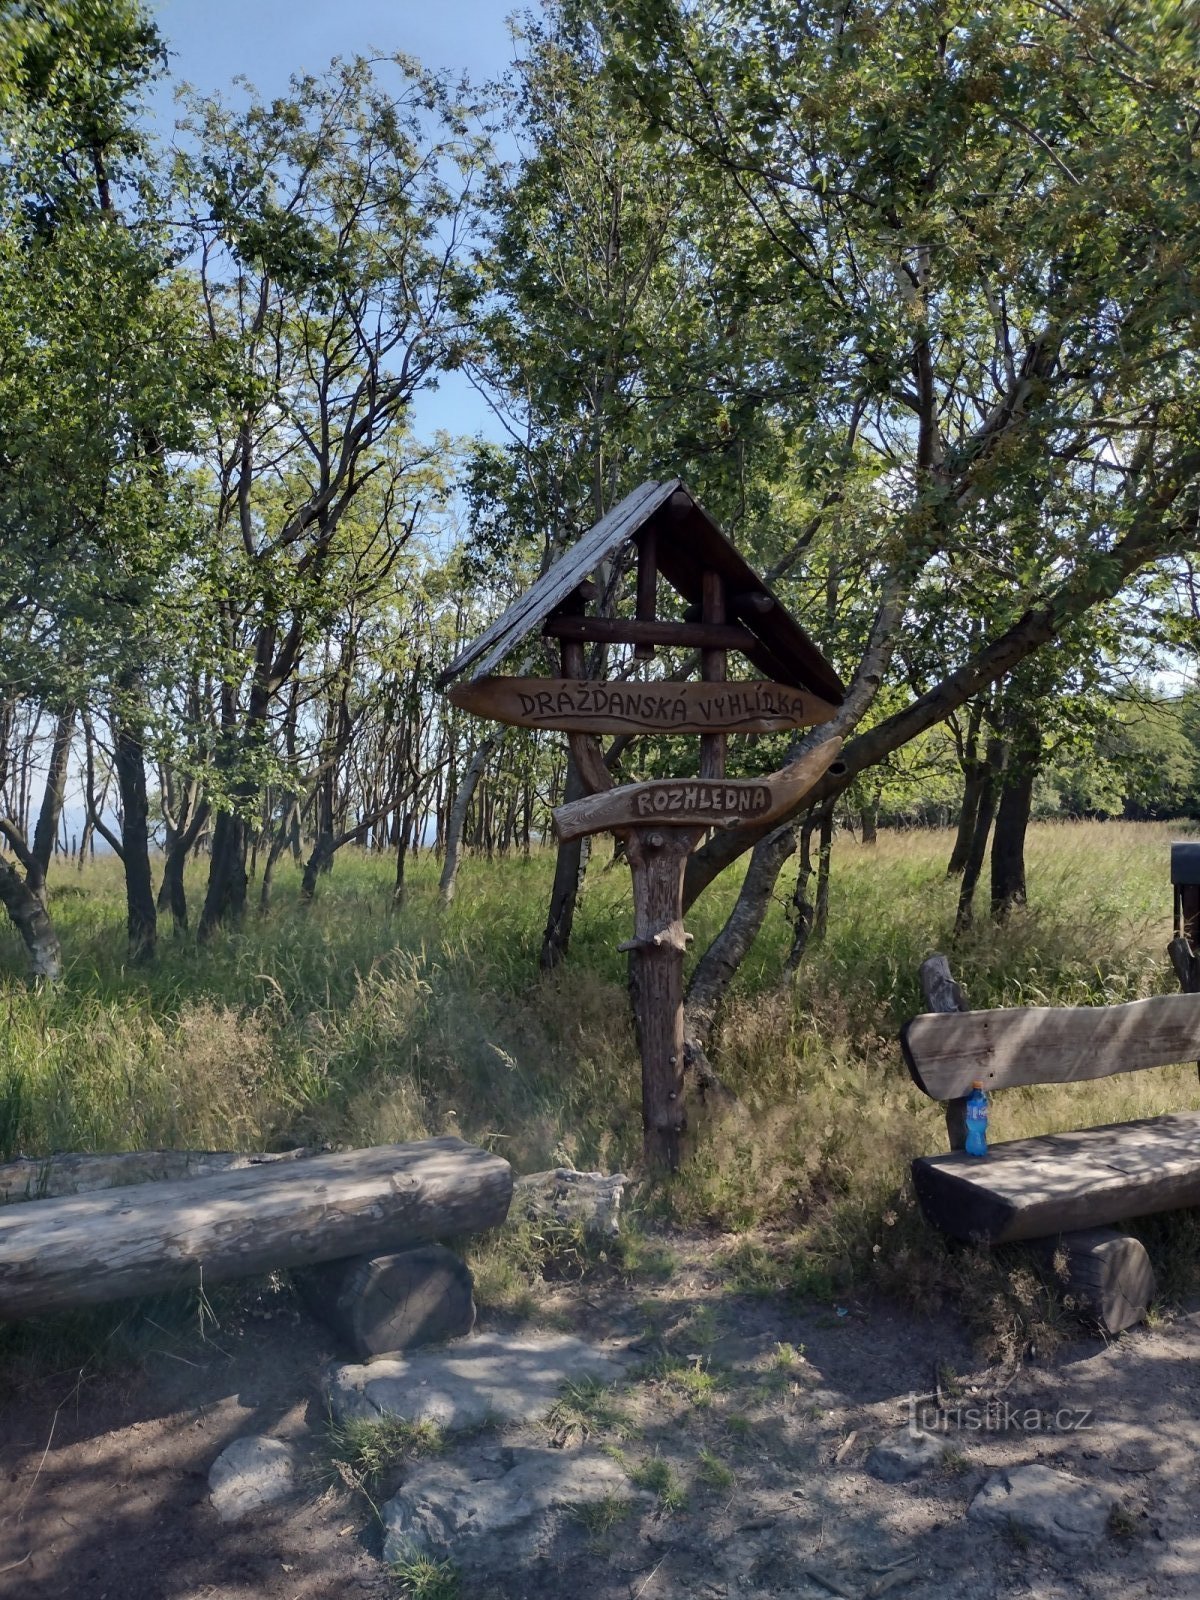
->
[0, 1137, 513, 1343]
[900, 955, 1200, 1332]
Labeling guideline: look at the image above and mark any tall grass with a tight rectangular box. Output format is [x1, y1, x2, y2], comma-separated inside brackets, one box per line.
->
[2, 820, 1196, 1313]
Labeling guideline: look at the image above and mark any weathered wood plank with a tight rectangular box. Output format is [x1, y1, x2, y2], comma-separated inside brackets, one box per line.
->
[543, 615, 759, 653]
[902, 991, 1200, 1100]
[1025, 1227, 1156, 1334]
[447, 677, 837, 736]
[0, 1147, 316, 1204]
[437, 480, 679, 688]
[912, 1112, 1200, 1243]
[0, 1137, 513, 1320]
[552, 733, 844, 843]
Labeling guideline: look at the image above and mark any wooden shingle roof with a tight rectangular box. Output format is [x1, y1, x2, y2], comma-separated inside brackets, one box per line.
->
[437, 479, 845, 704]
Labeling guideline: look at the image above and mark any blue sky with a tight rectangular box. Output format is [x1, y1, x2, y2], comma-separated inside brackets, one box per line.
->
[150, 0, 524, 442]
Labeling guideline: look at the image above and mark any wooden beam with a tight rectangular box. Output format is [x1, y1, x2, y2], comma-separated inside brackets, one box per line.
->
[552, 733, 844, 843]
[0, 1138, 513, 1320]
[544, 616, 759, 653]
[560, 628, 613, 796]
[700, 568, 727, 782]
[911, 1111, 1200, 1243]
[902, 991, 1200, 1100]
[634, 525, 658, 661]
[438, 478, 680, 687]
[447, 677, 838, 736]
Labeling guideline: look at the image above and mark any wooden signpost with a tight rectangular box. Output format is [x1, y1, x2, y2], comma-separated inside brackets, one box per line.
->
[448, 677, 838, 736]
[438, 479, 846, 1169]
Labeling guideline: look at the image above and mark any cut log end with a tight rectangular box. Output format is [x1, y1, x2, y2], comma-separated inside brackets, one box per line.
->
[295, 1244, 476, 1359]
[1027, 1227, 1156, 1334]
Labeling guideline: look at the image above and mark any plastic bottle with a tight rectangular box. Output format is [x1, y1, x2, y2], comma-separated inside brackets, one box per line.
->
[964, 1080, 989, 1158]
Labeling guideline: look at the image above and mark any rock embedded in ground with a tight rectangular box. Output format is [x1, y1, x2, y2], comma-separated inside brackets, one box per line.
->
[511, 1168, 627, 1242]
[326, 1330, 634, 1430]
[382, 1443, 646, 1567]
[294, 1244, 476, 1358]
[969, 1464, 1117, 1550]
[865, 1430, 951, 1483]
[208, 1434, 301, 1522]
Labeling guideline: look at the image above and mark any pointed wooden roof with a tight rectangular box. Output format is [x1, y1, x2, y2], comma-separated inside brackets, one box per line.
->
[437, 479, 845, 703]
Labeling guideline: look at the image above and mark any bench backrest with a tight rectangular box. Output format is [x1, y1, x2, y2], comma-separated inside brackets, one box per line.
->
[902, 991, 1200, 1101]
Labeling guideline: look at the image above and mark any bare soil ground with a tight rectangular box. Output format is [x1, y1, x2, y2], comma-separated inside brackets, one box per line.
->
[3, 1237, 1199, 1600]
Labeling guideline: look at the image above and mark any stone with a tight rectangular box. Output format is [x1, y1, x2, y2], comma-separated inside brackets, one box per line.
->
[511, 1168, 627, 1242]
[381, 1444, 646, 1567]
[295, 1244, 475, 1358]
[865, 1430, 950, 1483]
[327, 1331, 633, 1431]
[208, 1434, 300, 1522]
[969, 1464, 1117, 1550]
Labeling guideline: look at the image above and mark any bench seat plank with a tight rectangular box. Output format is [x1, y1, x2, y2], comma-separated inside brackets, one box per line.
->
[912, 1111, 1200, 1244]
[902, 992, 1200, 1100]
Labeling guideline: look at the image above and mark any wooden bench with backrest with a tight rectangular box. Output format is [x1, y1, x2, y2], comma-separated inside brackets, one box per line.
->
[901, 954, 1200, 1330]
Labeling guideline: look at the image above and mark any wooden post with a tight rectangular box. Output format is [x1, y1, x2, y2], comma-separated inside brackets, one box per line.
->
[634, 525, 658, 661]
[699, 569, 727, 782]
[626, 826, 701, 1170]
[918, 953, 970, 1150]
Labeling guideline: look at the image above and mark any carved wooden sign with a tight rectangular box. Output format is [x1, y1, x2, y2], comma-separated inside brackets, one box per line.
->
[553, 778, 772, 842]
[448, 676, 837, 736]
[553, 734, 844, 844]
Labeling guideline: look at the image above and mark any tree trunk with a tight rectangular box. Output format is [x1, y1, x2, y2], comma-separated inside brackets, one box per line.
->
[813, 804, 834, 942]
[948, 762, 985, 875]
[112, 710, 156, 962]
[31, 703, 75, 877]
[955, 737, 1005, 932]
[439, 727, 505, 905]
[991, 750, 1037, 920]
[686, 820, 800, 1054]
[158, 798, 210, 934]
[860, 801, 878, 846]
[199, 808, 249, 938]
[541, 751, 590, 969]
[300, 831, 335, 901]
[787, 817, 816, 970]
[0, 856, 62, 981]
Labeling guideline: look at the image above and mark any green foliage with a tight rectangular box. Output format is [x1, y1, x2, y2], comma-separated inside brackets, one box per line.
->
[626, 1452, 687, 1510]
[695, 1447, 734, 1490]
[322, 1413, 443, 1497]
[389, 1553, 461, 1600]
[567, 1492, 637, 1537]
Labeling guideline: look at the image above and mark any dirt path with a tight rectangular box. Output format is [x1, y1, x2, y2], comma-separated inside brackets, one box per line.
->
[2, 1241, 1199, 1599]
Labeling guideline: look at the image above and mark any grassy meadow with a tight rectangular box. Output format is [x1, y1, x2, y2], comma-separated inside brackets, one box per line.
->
[4, 818, 1200, 1352]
